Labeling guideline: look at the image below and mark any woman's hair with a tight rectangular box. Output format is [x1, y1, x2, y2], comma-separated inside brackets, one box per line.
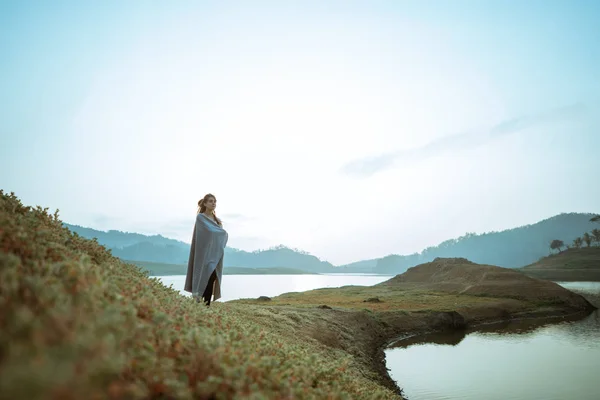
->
[197, 193, 222, 226]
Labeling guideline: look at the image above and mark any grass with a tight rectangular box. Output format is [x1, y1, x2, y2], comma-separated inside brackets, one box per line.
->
[0, 190, 400, 400]
[232, 285, 533, 313]
[519, 247, 600, 281]
[125, 260, 317, 276]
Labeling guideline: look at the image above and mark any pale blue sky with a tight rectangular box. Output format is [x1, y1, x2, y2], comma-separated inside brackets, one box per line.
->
[1, 0, 599, 264]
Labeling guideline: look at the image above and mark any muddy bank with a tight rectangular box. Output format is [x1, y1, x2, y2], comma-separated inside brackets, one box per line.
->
[235, 291, 596, 398]
[569, 288, 600, 308]
[320, 299, 596, 396]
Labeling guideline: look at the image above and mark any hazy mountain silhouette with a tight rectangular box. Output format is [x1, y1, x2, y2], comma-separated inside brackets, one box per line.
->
[64, 224, 336, 272]
[366, 212, 598, 274]
[64, 212, 597, 274]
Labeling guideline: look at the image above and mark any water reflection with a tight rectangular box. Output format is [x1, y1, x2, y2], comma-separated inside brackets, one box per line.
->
[385, 282, 600, 400]
[389, 310, 597, 350]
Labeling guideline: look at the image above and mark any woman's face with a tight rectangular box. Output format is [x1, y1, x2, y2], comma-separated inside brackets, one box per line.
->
[204, 196, 217, 211]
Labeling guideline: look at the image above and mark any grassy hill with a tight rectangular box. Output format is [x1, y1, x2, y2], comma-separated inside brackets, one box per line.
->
[519, 247, 600, 281]
[1, 191, 400, 399]
[240, 257, 593, 316]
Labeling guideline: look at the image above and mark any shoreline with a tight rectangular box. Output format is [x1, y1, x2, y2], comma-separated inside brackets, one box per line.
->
[371, 292, 598, 396]
[237, 290, 598, 398]
[164, 270, 600, 397]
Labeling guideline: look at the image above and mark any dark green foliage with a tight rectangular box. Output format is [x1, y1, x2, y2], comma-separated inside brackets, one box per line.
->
[550, 239, 565, 253]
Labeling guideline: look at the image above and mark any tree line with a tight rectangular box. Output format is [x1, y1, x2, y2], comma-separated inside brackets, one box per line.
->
[550, 215, 600, 253]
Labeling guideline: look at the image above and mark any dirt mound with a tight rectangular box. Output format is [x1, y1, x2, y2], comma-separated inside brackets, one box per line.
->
[378, 258, 594, 310]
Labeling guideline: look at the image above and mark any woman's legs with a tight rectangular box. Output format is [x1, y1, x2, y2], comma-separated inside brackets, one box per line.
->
[202, 270, 217, 306]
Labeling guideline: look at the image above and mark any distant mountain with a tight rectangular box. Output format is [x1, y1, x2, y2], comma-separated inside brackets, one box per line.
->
[65, 212, 598, 274]
[335, 258, 379, 272]
[64, 225, 188, 250]
[366, 212, 599, 274]
[63, 224, 335, 272]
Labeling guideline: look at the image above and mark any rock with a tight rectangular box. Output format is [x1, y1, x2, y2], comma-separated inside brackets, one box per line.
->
[427, 311, 466, 329]
[363, 297, 382, 303]
[256, 296, 271, 301]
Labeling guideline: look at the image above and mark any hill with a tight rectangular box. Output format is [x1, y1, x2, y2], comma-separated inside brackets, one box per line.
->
[368, 212, 598, 274]
[254, 257, 593, 317]
[519, 247, 600, 281]
[64, 223, 336, 272]
[65, 212, 598, 275]
[1, 191, 400, 399]
[378, 257, 591, 307]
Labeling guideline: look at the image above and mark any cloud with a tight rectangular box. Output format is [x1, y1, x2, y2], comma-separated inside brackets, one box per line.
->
[340, 102, 588, 178]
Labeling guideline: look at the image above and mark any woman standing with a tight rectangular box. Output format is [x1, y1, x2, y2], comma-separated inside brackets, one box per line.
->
[184, 193, 228, 306]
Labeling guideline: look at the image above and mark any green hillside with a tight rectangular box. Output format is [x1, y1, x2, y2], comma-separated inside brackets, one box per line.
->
[519, 247, 600, 281]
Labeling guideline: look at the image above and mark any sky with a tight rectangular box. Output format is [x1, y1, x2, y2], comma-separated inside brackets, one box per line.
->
[1, 0, 599, 265]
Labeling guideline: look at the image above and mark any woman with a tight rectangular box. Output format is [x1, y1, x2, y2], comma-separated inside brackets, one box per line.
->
[184, 193, 228, 306]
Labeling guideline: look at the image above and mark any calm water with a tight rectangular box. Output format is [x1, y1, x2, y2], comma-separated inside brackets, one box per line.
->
[385, 281, 600, 400]
[153, 273, 393, 302]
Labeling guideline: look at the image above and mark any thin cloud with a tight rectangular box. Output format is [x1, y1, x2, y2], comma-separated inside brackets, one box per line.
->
[340, 103, 588, 178]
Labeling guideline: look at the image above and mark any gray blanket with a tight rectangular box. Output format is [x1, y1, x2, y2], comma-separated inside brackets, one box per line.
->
[184, 213, 228, 301]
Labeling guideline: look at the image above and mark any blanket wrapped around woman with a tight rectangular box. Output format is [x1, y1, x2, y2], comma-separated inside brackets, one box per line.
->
[184, 213, 228, 301]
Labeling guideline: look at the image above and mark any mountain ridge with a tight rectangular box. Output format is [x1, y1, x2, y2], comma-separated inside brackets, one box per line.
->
[64, 211, 598, 274]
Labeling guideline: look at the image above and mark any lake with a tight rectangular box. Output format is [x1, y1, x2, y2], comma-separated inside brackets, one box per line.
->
[385, 281, 600, 400]
[153, 273, 394, 302]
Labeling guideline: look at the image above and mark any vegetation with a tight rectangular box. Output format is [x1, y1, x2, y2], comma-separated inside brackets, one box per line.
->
[547, 214, 600, 253]
[240, 258, 594, 314]
[550, 239, 565, 253]
[0, 191, 400, 399]
[520, 247, 600, 281]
